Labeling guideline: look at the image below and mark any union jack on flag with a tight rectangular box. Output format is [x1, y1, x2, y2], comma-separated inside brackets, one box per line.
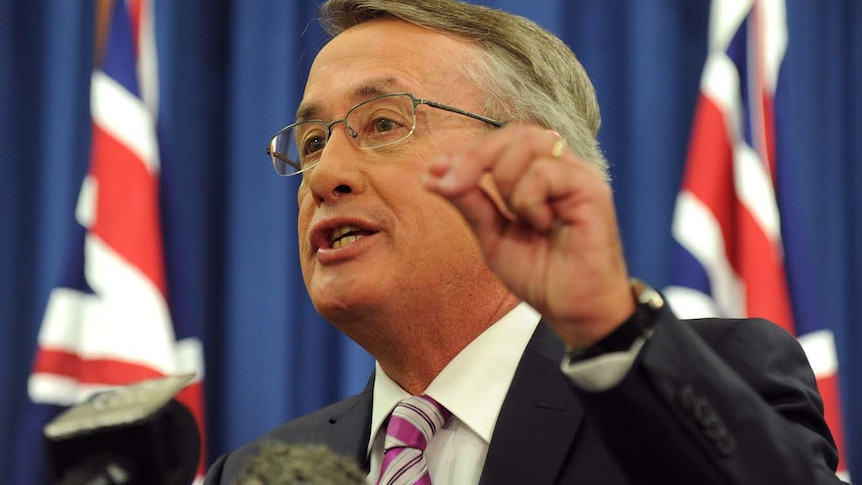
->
[12, 0, 206, 483]
[664, 0, 848, 480]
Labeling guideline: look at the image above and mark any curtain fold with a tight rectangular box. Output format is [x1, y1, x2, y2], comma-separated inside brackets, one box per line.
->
[1, 0, 858, 480]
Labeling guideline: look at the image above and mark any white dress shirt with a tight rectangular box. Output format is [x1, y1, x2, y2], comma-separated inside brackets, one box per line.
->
[366, 302, 541, 484]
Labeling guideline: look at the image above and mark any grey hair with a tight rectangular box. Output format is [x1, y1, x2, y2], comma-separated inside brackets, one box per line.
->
[318, 0, 609, 177]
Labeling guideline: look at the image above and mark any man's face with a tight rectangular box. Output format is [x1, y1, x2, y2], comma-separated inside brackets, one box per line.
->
[296, 19, 496, 327]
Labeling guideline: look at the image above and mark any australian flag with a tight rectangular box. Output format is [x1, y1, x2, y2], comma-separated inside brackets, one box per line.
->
[664, 0, 848, 480]
[11, 1, 206, 483]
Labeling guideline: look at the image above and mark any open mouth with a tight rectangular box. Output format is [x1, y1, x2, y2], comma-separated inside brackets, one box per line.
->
[329, 225, 376, 249]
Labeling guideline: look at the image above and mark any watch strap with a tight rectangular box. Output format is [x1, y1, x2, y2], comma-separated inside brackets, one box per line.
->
[569, 278, 664, 362]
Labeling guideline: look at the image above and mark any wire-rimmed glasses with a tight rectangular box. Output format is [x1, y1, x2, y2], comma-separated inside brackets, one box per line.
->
[266, 92, 504, 176]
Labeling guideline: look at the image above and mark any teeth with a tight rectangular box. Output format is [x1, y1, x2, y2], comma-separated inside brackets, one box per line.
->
[332, 235, 359, 249]
[331, 225, 363, 242]
[329, 225, 366, 249]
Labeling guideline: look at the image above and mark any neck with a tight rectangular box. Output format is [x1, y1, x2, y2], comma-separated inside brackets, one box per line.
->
[345, 289, 521, 395]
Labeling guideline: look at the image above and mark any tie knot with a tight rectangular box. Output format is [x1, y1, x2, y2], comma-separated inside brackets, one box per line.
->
[383, 395, 451, 453]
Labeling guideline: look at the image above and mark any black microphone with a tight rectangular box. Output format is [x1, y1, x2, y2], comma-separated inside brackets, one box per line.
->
[236, 440, 365, 485]
[43, 374, 200, 485]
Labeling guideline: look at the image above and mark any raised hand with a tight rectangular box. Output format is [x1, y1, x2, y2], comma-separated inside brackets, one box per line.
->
[423, 124, 635, 349]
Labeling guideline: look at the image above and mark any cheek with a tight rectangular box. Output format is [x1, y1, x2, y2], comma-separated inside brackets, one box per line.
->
[296, 194, 314, 258]
[409, 193, 477, 252]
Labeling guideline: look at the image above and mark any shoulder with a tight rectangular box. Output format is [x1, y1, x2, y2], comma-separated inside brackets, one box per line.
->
[667, 316, 815, 386]
[205, 393, 369, 484]
[686, 317, 797, 344]
[262, 394, 367, 442]
[684, 317, 811, 371]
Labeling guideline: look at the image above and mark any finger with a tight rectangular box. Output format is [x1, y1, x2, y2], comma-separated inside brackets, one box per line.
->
[487, 127, 570, 198]
[423, 123, 575, 238]
[424, 168, 507, 245]
[508, 159, 578, 231]
[425, 124, 547, 198]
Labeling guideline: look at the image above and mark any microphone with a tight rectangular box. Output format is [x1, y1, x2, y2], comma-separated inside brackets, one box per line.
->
[43, 374, 200, 485]
[237, 440, 365, 484]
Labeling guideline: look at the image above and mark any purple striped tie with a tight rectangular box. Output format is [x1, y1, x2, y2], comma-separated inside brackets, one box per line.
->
[376, 395, 451, 485]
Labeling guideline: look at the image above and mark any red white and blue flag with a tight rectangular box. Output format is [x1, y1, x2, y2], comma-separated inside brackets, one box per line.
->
[665, 0, 848, 479]
[12, 1, 206, 483]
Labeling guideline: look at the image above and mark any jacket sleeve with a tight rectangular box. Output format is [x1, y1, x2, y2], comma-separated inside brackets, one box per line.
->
[569, 307, 844, 485]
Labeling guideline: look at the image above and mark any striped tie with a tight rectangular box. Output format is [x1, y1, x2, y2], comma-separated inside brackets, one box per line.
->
[376, 395, 451, 485]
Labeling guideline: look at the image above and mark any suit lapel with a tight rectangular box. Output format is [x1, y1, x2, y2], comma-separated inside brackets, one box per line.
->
[479, 322, 585, 485]
[324, 376, 375, 471]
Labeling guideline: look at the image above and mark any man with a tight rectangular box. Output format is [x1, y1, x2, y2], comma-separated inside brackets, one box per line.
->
[206, 0, 843, 483]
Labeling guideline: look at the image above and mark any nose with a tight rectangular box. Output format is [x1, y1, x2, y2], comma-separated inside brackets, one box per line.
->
[303, 126, 367, 204]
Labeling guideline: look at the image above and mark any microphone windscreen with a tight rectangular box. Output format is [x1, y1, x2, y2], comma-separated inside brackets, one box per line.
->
[44, 374, 200, 485]
[237, 440, 365, 485]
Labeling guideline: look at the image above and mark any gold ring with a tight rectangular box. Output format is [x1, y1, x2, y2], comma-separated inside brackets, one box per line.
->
[550, 138, 567, 159]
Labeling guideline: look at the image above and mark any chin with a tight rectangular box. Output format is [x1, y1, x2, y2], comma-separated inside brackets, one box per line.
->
[309, 282, 387, 325]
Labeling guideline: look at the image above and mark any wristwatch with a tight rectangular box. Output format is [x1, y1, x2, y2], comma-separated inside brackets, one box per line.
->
[569, 278, 664, 362]
[630, 277, 664, 314]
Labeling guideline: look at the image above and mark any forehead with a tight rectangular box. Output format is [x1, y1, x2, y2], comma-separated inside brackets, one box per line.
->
[300, 19, 482, 119]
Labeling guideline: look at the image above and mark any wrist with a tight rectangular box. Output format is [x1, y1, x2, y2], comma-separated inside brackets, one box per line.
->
[567, 278, 664, 360]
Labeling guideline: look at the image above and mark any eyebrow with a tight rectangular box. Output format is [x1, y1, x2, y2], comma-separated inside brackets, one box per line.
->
[295, 78, 404, 122]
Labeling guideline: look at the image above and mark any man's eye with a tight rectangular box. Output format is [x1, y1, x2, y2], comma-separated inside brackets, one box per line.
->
[373, 118, 398, 133]
[303, 136, 326, 155]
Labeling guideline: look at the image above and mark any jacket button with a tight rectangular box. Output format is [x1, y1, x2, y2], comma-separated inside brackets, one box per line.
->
[678, 385, 736, 456]
[715, 434, 737, 456]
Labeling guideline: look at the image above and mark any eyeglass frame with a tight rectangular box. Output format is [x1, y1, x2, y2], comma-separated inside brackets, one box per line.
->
[266, 92, 506, 176]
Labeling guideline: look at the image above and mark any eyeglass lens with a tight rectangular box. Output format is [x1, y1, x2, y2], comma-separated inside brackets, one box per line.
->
[270, 94, 418, 175]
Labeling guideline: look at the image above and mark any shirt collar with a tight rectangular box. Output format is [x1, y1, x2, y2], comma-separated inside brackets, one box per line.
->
[368, 302, 541, 456]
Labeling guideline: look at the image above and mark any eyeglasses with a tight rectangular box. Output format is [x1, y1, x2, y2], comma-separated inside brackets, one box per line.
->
[266, 92, 505, 176]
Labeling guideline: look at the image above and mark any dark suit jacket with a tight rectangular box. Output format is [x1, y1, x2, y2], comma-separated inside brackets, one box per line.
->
[205, 306, 843, 484]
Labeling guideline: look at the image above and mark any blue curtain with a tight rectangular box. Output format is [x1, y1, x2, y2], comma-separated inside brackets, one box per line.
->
[1, 0, 859, 480]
